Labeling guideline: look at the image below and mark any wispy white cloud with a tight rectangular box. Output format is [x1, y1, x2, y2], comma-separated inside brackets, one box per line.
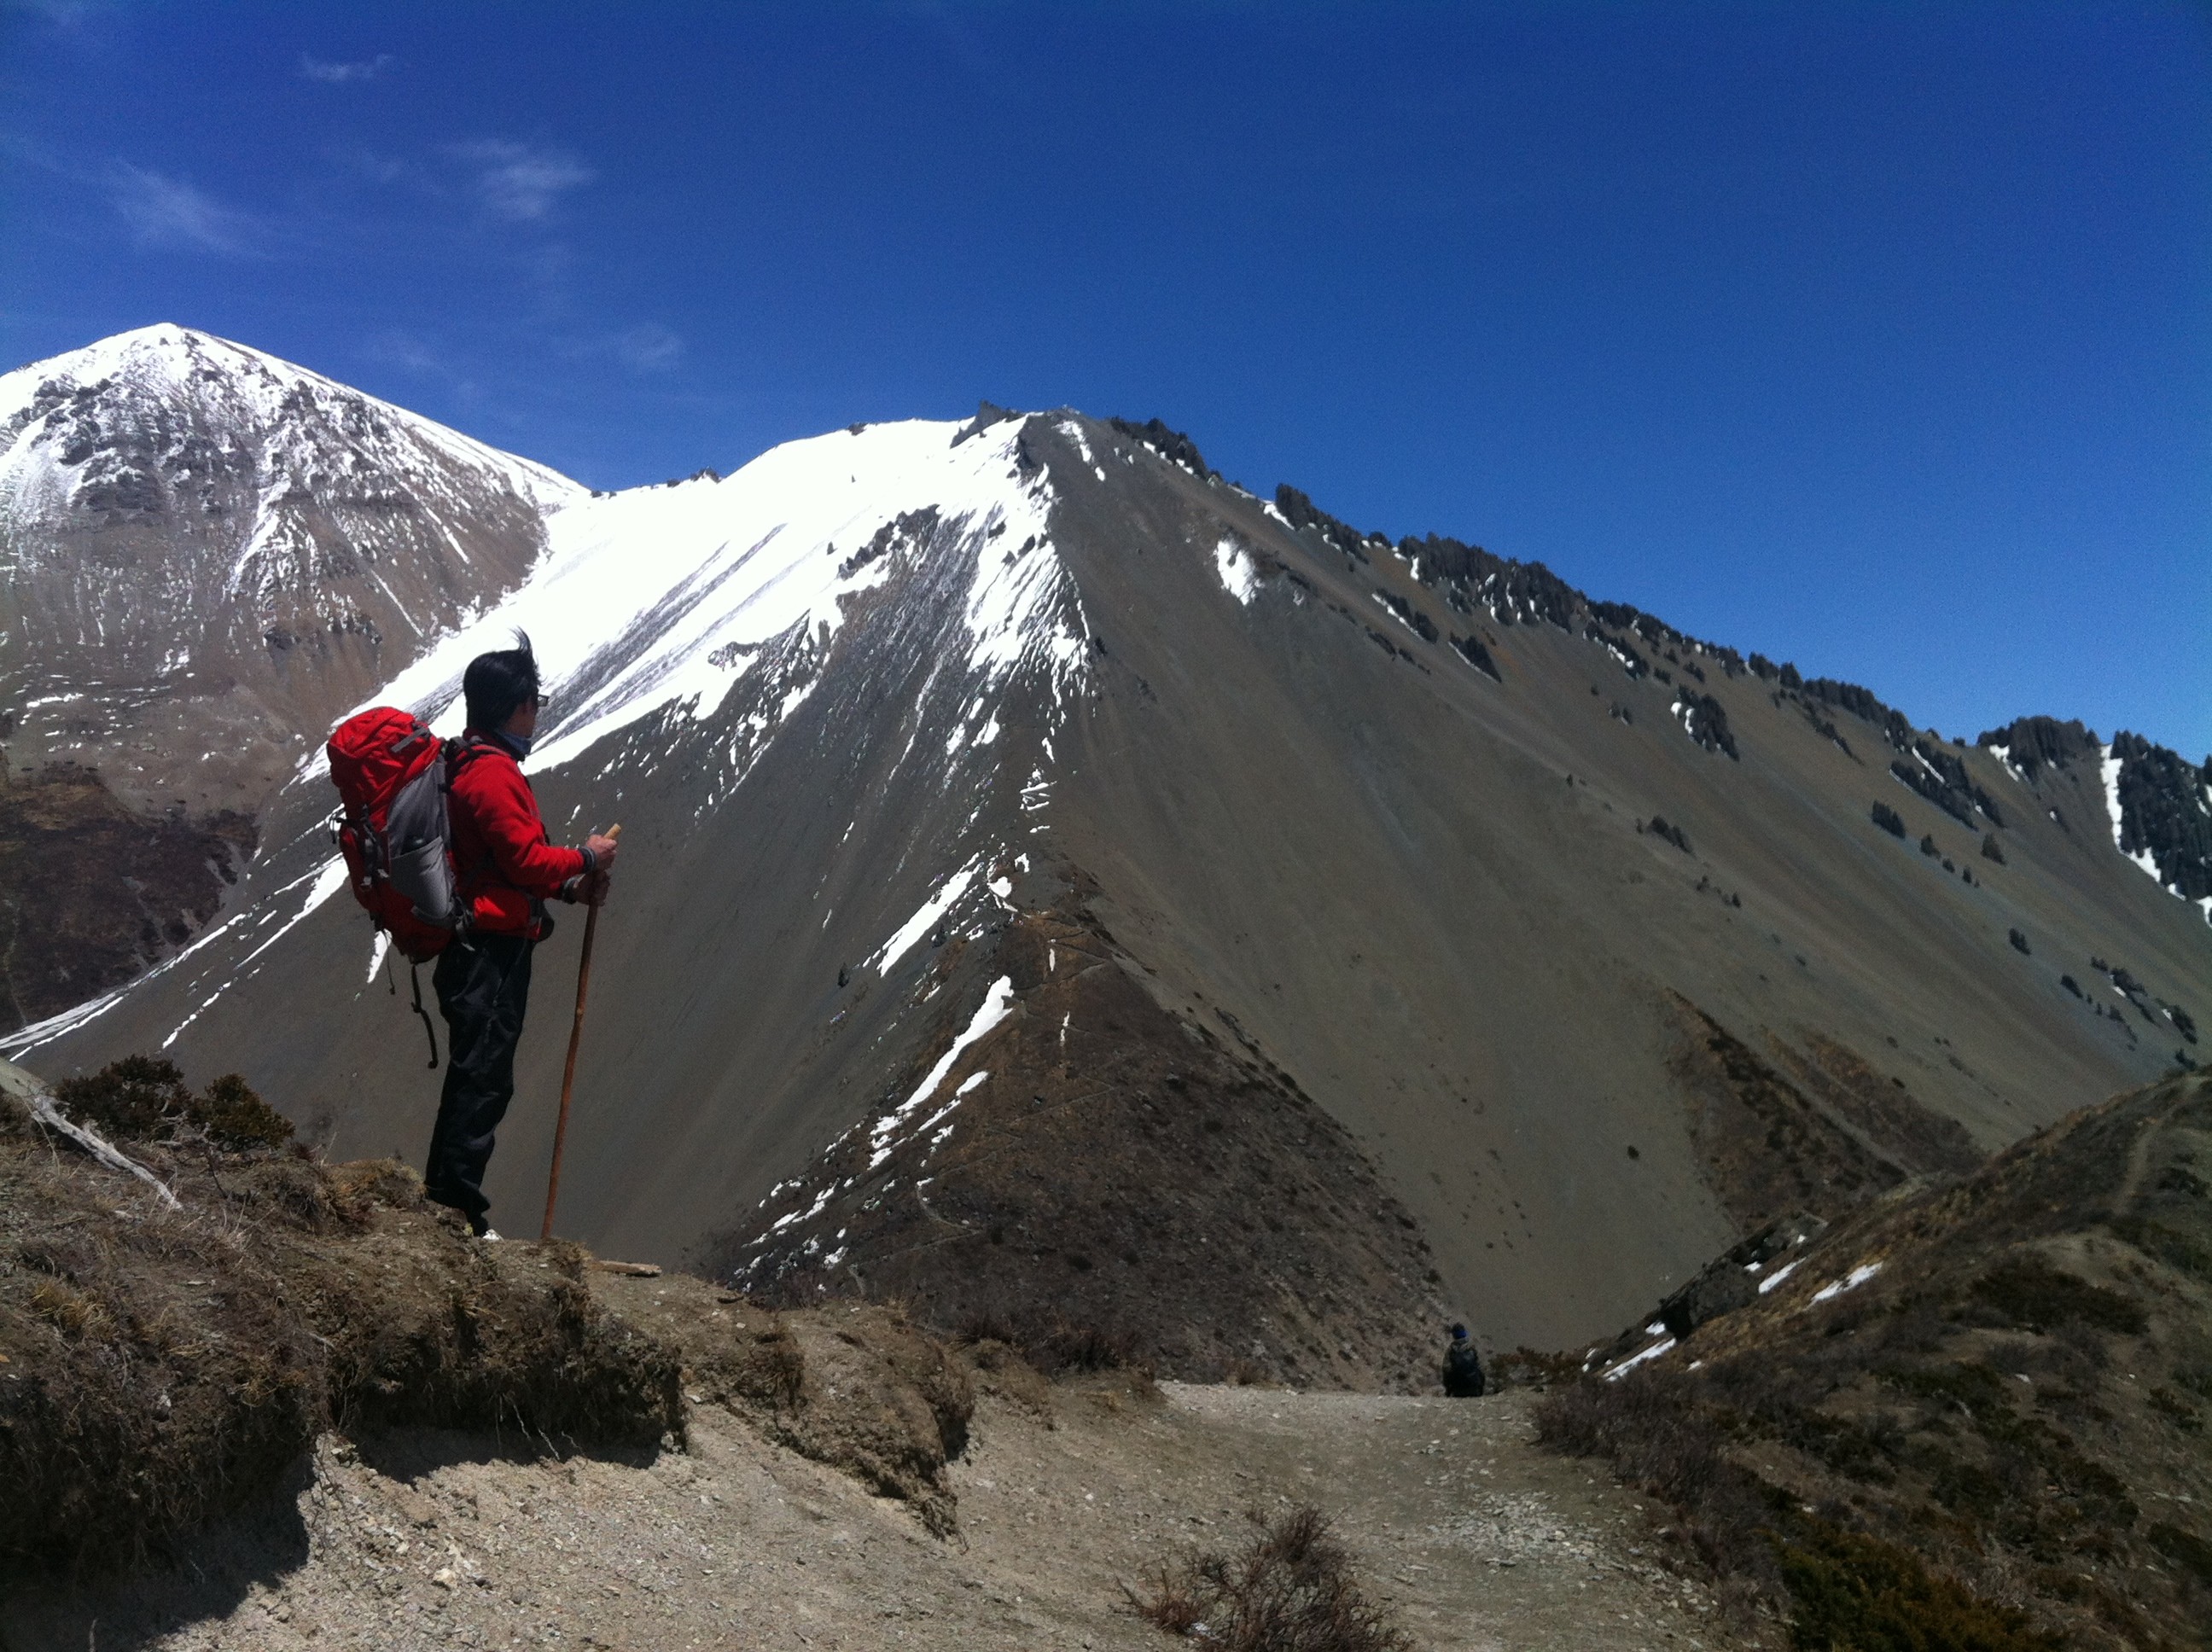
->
[554, 322, 684, 374]
[108, 163, 261, 255]
[612, 323, 683, 371]
[330, 145, 413, 186]
[363, 329, 445, 375]
[301, 52, 395, 84]
[450, 139, 596, 223]
[360, 329, 481, 403]
[6, 0, 119, 28]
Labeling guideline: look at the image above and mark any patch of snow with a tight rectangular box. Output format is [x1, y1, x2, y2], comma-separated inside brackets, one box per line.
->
[1810, 1262, 1882, 1305]
[867, 861, 979, 975]
[868, 976, 1016, 1168]
[1756, 1258, 1803, 1294]
[1605, 1337, 1675, 1380]
[1056, 419, 1094, 466]
[956, 1070, 988, 1096]
[1214, 538, 1260, 604]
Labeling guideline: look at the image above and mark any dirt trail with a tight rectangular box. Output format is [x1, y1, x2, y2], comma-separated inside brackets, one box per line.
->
[7, 1371, 1743, 1652]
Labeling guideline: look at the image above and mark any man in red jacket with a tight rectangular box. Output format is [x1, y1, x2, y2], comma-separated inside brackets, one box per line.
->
[427, 635, 619, 1238]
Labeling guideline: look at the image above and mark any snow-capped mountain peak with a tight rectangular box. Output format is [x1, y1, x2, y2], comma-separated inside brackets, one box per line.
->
[1, 325, 582, 821]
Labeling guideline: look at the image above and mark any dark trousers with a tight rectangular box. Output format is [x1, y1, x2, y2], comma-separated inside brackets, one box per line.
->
[426, 932, 533, 1226]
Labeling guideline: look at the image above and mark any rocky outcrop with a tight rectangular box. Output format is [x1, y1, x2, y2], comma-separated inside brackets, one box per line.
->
[2108, 731, 2212, 899]
[1888, 739, 2002, 829]
[1673, 690, 1738, 759]
[1976, 715, 2098, 780]
[1108, 416, 1216, 479]
[1273, 484, 1379, 565]
[0, 761, 255, 1027]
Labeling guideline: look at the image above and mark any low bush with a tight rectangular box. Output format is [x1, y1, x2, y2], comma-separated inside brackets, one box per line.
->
[1534, 1369, 1781, 1581]
[1969, 1254, 2146, 1335]
[52, 1055, 293, 1152]
[1776, 1520, 2060, 1650]
[1127, 1504, 1412, 1652]
[2148, 1522, 2212, 1591]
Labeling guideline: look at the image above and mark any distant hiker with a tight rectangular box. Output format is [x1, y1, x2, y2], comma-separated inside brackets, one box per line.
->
[427, 635, 618, 1239]
[1442, 1323, 1485, 1398]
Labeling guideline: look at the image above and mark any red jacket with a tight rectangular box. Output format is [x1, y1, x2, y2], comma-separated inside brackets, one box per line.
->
[449, 735, 589, 939]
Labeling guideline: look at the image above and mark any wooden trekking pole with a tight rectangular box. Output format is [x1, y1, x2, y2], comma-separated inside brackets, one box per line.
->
[543, 823, 618, 1241]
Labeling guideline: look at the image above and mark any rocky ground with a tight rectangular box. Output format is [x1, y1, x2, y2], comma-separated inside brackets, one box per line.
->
[3, 1364, 1738, 1652]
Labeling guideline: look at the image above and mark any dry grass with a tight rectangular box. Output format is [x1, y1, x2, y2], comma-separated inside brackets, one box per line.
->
[1127, 1505, 1414, 1652]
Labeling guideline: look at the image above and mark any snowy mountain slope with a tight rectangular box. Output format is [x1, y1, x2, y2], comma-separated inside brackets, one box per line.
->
[8, 389, 2205, 1362]
[0, 325, 582, 1025]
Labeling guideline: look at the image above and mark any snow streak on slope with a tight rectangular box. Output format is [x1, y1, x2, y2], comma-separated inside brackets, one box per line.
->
[356, 418, 1082, 783]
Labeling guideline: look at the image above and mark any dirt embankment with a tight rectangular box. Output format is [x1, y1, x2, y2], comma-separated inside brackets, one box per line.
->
[0, 1055, 975, 1581]
[5, 1361, 1738, 1652]
[0, 1070, 681, 1576]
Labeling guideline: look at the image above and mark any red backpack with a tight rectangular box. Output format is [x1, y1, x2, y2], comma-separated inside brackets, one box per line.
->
[328, 707, 467, 963]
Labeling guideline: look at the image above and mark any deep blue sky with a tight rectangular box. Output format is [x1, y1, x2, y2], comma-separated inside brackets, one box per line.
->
[4, 2, 2207, 755]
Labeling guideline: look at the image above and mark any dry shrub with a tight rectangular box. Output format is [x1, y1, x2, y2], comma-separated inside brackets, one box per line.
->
[51, 1056, 293, 1153]
[1967, 1254, 2146, 1335]
[2148, 1523, 2212, 1594]
[946, 1301, 1142, 1379]
[1487, 1346, 1585, 1389]
[1127, 1505, 1412, 1652]
[1776, 1521, 2060, 1651]
[1534, 1368, 1781, 1583]
[189, 1073, 294, 1151]
[1039, 1319, 1141, 1374]
[51, 1054, 189, 1138]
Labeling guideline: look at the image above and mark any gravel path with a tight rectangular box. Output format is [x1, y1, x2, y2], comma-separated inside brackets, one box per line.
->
[6, 1384, 1746, 1652]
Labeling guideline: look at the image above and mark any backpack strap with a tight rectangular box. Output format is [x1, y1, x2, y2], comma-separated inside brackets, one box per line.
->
[409, 960, 439, 1069]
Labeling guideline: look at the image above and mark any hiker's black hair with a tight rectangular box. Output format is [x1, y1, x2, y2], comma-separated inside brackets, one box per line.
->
[463, 631, 541, 733]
